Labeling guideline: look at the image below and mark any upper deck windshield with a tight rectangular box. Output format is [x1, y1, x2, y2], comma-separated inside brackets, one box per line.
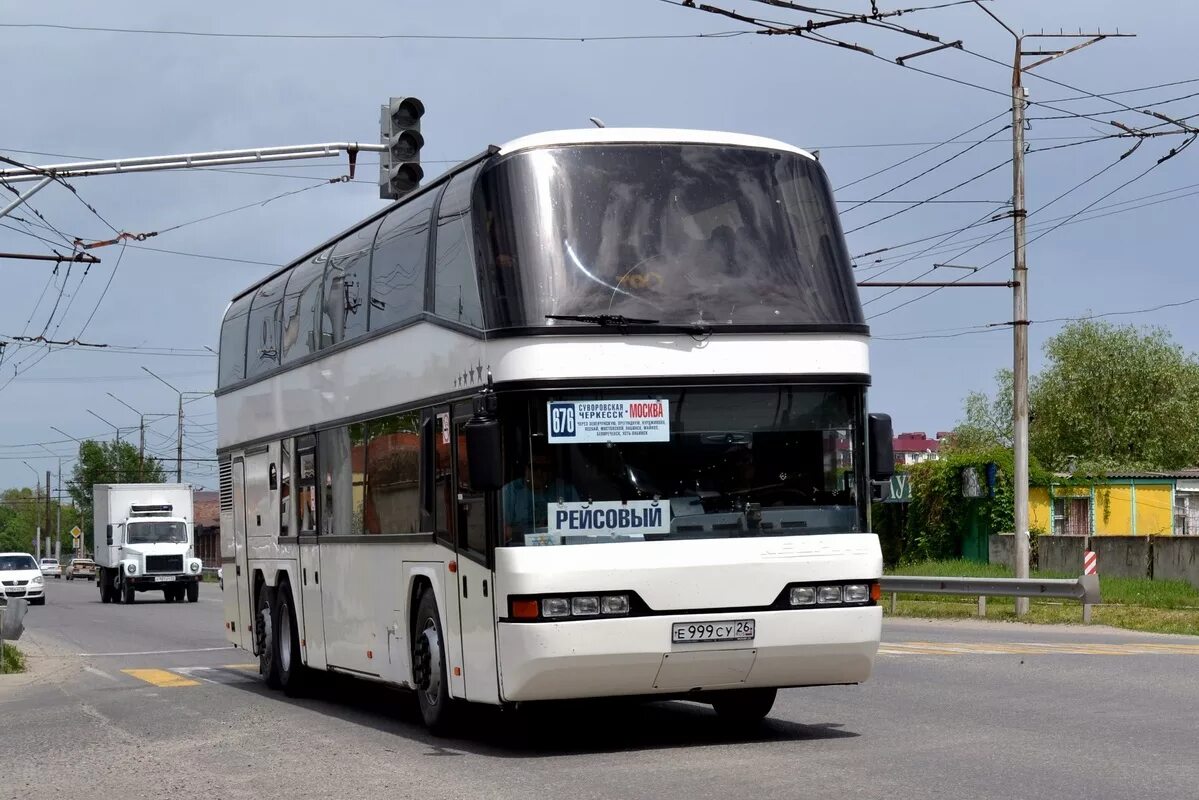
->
[478, 142, 864, 330]
[500, 386, 865, 546]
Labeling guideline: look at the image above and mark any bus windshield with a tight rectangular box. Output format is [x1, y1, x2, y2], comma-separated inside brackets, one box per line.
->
[477, 143, 863, 330]
[126, 521, 188, 544]
[499, 386, 864, 546]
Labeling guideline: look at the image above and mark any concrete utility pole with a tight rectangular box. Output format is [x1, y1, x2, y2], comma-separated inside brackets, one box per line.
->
[974, 1, 1130, 614]
[45, 470, 52, 560]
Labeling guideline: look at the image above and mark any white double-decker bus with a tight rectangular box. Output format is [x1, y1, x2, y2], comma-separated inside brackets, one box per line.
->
[218, 128, 894, 733]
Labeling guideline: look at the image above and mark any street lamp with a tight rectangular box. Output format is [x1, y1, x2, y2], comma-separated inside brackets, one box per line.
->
[107, 392, 172, 481]
[142, 366, 207, 483]
[86, 409, 124, 443]
[50, 425, 82, 443]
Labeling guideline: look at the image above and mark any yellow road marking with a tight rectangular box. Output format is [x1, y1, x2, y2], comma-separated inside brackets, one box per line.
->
[880, 641, 1199, 657]
[121, 668, 201, 687]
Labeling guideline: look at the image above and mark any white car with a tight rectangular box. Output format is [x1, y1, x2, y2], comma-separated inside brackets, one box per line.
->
[39, 557, 61, 578]
[217, 567, 223, 590]
[1, 552, 47, 605]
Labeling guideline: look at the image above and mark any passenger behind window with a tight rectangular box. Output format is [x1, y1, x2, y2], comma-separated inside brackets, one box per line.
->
[502, 451, 580, 543]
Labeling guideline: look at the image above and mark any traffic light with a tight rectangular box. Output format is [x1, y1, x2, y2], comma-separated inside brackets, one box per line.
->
[379, 96, 425, 200]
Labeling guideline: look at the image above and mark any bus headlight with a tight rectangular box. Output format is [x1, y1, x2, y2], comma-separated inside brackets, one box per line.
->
[600, 595, 630, 615]
[190, 561, 202, 574]
[517, 593, 633, 620]
[843, 584, 870, 604]
[816, 586, 843, 605]
[125, 562, 138, 576]
[789, 586, 816, 606]
[541, 598, 570, 618]
[571, 596, 600, 616]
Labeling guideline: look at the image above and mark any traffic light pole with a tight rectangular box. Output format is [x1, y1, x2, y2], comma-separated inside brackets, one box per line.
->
[0, 142, 386, 222]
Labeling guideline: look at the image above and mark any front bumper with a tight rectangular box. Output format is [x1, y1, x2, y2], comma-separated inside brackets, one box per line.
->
[127, 574, 200, 588]
[496, 605, 881, 702]
[1, 585, 44, 600]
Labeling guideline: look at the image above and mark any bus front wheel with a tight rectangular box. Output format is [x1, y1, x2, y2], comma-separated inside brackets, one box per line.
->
[413, 589, 458, 735]
[709, 688, 777, 726]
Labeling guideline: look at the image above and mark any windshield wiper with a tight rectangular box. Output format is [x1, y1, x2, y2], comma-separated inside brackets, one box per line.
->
[545, 314, 659, 326]
[545, 314, 712, 334]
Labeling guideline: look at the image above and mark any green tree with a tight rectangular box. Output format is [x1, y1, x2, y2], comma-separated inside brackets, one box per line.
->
[947, 369, 1013, 452]
[0, 489, 39, 552]
[66, 440, 166, 548]
[951, 320, 1199, 471]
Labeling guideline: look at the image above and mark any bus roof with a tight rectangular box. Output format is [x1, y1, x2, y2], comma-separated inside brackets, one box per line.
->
[497, 128, 816, 160]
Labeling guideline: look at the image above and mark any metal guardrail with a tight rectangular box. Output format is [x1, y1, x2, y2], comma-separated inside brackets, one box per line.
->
[881, 574, 1101, 622]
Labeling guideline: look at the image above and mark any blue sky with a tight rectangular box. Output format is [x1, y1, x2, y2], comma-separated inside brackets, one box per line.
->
[2, 0, 1197, 491]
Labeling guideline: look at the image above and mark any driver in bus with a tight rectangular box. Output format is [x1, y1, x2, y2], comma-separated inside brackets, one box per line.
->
[502, 451, 580, 543]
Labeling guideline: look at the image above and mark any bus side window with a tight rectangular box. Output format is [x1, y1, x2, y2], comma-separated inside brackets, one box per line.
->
[296, 437, 317, 535]
[279, 439, 292, 537]
[432, 409, 454, 545]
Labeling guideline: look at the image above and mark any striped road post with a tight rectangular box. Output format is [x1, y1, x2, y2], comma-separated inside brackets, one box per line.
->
[1083, 550, 1098, 623]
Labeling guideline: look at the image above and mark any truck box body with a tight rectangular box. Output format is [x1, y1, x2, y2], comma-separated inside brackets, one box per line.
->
[93, 484, 204, 602]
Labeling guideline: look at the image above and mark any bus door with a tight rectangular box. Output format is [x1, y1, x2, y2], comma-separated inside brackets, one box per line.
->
[229, 457, 252, 650]
[451, 402, 500, 704]
[295, 436, 327, 670]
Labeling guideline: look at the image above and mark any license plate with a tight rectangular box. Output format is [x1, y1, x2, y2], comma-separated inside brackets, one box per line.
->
[671, 619, 755, 643]
[154, 576, 175, 583]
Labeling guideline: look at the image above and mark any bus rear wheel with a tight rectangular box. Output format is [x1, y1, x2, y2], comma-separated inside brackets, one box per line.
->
[413, 589, 458, 736]
[709, 688, 777, 726]
[274, 582, 307, 697]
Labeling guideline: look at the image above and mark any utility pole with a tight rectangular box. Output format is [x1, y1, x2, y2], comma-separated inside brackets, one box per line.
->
[45, 470, 52, 560]
[1010, 30, 1032, 616]
[176, 393, 184, 483]
[973, 2, 1132, 614]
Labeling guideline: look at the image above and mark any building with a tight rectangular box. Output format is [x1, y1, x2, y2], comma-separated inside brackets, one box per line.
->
[1030, 469, 1199, 536]
[892, 432, 950, 466]
[194, 490, 220, 569]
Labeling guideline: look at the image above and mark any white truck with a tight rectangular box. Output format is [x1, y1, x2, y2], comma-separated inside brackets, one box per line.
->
[93, 484, 204, 604]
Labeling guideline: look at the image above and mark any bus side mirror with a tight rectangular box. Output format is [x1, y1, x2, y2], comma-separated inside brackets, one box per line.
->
[106, 524, 114, 546]
[869, 413, 894, 481]
[464, 417, 503, 491]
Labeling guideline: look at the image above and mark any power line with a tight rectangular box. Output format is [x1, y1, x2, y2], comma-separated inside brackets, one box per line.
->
[843, 157, 1011, 235]
[875, 294, 1199, 341]
[840, 123, 1011, 213]
[0, 22, 754, 42]
[833, 108, 1011, 191]
[866, 143, 1187, 321]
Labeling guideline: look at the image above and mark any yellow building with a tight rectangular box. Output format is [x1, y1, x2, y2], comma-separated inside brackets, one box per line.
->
[1030, 473, 1191, 536]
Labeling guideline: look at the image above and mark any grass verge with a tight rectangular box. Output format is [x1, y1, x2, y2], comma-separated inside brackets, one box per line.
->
[1, 642, 25, 674]
[885, 559, 1199, 636]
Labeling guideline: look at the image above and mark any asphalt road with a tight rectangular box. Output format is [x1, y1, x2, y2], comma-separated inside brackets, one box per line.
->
[4, 578, 1199, 800]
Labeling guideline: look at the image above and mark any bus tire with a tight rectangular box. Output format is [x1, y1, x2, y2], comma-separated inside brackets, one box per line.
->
[257, 587, 282, 689]
[100, 576, 111, 603]
[274, 582, 308, 697]
[186, 581, 199, 603]
[709, 688, 776, 726]
[413, 589, 458, 736]
[123, 583, 136, 604]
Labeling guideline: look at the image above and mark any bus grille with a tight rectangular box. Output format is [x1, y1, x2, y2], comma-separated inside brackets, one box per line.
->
[146, 555, 183, 573]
